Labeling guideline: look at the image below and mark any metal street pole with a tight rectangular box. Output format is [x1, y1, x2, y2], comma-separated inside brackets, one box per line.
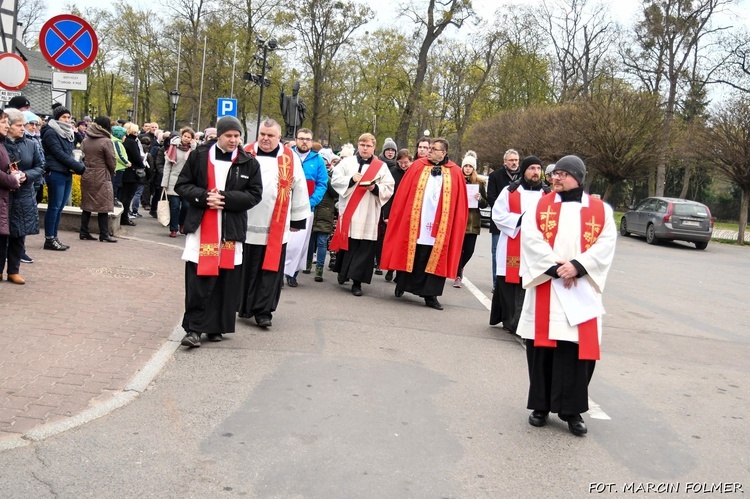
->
[255, 44, 269, 142]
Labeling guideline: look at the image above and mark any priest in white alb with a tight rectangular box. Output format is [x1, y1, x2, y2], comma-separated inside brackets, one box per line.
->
[517, 155, 616, 437]
[330, 133, 394, 297]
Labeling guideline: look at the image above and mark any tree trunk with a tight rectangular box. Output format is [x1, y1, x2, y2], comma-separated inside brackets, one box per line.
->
[395, 35, 433, 148]
[739, 189, 749, 244]
[602, 181, 614, 203]
[679, 163, 691, 199]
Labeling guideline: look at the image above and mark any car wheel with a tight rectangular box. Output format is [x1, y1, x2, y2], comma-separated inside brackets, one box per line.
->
[645, 224, 658, 245]
[695, 241, 708, 250]
[619, 218, 629, 236]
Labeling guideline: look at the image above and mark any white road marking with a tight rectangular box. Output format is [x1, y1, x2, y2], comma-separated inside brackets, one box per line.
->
[462, 276, 611, 421]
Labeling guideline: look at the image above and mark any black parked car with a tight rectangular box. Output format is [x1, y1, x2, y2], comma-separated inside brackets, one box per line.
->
[620, 197, 713, 249]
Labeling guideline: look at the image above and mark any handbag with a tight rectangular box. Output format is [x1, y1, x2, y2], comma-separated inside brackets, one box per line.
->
[157, 188, 170, 227]
[135, 168, 146, 179]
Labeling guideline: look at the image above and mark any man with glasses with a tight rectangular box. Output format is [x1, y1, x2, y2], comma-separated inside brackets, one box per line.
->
[283, 128, 328, 287]
[381, 138, 468, 310]
[330, 133, 394, 296]
[488, 149, 521, 288]
[516, 155, 616, 437]
[490, 156, 549, 333]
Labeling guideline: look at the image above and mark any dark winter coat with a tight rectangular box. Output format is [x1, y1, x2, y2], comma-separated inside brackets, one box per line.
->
[0, 140, 21, 235]
[311, 169, 338, 234]
[40, 123, 85, 175]
[382, 165, 407, 220]
[80, 124, 116, 213]
[175, 143, 263, 243]
[4, 134, 44, 237]
[487, 166, 519, 235]
[122, 135, 146, 184]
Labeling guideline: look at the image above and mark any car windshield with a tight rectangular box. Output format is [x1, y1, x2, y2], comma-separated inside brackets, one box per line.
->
[673, 203, 708, 217]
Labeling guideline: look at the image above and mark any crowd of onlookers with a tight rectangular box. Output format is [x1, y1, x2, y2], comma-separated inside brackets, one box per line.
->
[0, 95, 223, 285]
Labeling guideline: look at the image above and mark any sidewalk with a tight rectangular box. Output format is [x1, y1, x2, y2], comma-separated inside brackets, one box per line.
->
[0, 215, 186, 444]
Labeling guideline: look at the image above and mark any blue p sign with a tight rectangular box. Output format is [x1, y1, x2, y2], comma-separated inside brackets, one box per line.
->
[217, 98, 237, 118]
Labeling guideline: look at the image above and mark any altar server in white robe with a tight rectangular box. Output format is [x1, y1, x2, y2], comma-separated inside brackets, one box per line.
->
[517, 155, 616, 437]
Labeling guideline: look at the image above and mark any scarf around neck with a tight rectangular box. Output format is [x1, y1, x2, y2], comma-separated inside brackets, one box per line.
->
[48, 119, 75, 142]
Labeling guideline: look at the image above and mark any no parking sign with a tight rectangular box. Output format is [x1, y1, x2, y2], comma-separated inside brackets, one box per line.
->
[39, 14, 99, 72]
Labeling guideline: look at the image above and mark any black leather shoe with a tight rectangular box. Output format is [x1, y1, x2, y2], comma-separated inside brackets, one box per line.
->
[256, 317, 272, 328]
[43, 238, 68, 251]
[560, 414, 587, 436]
[395, 288, 404, 297]
[286, 276, 298, 287]
[337, 273, 347, 285]
[374, 267, 383, 275]
[384, 270, 393, 282]
[181, 332, 201, 347]
[206, 334, 223, 342]
[528, 410, 549, 427]
[424, 296, 443, 310]
[122, 220, 137, 226]
[351, 285, 363, 296]
[99, 235, 118, 243]
[80, 233, 96, 240]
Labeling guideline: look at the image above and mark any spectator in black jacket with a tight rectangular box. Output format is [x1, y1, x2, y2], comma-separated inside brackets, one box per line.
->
[120, 122, 145, 226]
[486, 149, 520, 287]
[40, 104, 85, 251]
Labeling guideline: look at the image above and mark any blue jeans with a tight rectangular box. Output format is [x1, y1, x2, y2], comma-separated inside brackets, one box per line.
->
[306, 231, 329, 268]
[44, 171, 72, 238]
[112, 170, 124, 200]
[168, 194, 188, 232]
[131, 184, 144, 213]
[491, 232, 500, 286]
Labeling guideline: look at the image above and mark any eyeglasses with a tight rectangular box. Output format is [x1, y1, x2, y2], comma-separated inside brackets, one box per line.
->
[430, 147, 445, 152]
[26, 123, 39, 127]
[296, 137, 312, 142]
[551, 171, 569, 179]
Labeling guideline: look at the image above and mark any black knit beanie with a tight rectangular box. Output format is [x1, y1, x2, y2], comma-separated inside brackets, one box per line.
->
[553, 155, 586, 186]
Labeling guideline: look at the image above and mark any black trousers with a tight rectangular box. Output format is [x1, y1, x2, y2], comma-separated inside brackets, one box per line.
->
[238, 243, 285, 321]
[335, 238, 376, 284]
[394, 244, 446, 297]
[80, 211, 109, 237]
[458, 232, 477, 275]
[489, 276, 524, 331]
[0, 235, 24, 275]
[183, 261, 243, 335]
[118, 182, 137, 222]
[526, 339, 596, 416]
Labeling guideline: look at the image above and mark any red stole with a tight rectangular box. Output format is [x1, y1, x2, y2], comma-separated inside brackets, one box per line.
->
[245, 143, 296, 271]
[329, 156, 383, 252]
[505, 189, 522, 283]
[533, 192, 605, 360]
[196, 147, 237, 276]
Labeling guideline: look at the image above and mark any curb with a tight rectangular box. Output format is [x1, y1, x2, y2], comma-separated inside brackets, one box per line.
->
[0, 323, 185, 452]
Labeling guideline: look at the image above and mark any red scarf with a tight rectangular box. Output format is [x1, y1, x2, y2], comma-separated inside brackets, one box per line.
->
[245, 143, 296, 271]
[329, 156, 383, 252]
[533, 192, 605, 360]
[505, 189, 522, 283]
[196, 146, 237, 276]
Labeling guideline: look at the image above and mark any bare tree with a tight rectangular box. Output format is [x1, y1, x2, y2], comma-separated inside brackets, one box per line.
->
[703, 95, 750, 242]
[280, 0, 372, 138]
[621, 0, 734, 197]
[538, 0, 617, 101]
[16, 0, 46, 48]
[394, 0, 474, 148]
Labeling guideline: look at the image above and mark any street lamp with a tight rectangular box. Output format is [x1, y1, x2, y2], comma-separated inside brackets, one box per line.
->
[252, 36, 278, 140]
[170, 90, 181, 131]
[127, 109, 133, 122]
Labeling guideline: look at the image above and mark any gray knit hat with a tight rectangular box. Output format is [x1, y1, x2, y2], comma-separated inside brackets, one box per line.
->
[382, 137, 397, 153]
[553, 155, 586, 186]
[216, 116, 243, 137]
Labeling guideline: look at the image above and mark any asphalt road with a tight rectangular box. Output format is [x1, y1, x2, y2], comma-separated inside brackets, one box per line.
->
[0, 226, 748, 498]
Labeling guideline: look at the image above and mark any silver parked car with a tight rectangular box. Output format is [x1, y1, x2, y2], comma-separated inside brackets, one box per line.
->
[620, 197, 713, 249]
[477, 174, 491, 227]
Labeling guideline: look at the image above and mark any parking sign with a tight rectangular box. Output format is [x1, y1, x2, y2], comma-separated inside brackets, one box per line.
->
[217, 98, 237, 118]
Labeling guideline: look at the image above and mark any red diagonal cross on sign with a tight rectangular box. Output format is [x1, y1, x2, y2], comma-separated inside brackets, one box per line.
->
[49, 24, 88, 62]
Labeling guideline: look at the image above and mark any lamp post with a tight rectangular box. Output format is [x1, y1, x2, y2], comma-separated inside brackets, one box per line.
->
[127, 109, 133, 122]
[253, 37, 277, 140]
[170, 90, 181, 131]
